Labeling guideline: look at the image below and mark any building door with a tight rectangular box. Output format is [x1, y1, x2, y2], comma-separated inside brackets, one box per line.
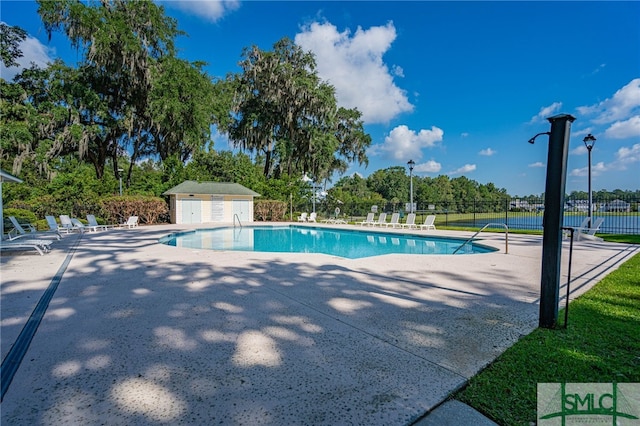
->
[232, 199, 250, 223]
[181, 198, 202, 224]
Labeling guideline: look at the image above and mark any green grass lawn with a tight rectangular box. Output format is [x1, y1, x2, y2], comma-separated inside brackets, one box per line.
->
[456, 250, 640, 425]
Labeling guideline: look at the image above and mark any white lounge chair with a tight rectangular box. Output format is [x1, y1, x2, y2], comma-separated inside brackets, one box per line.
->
[418, 215, 437, 231]
[401, 213, 417, 229]
[46, 215, 68, 234]
[308, 212, 317, 223]
[120, 216, 139, 229]
[59, 215, 85, 233]
[574, 218, 605, 241]
[382, 213, 401, 228]
[372, 212, 387, 227]
[9, 216, 61, 240]
[3, 228, 53, 255]
[71, 218, 89, 232]
[358, 212, 375, 226]
[1, 238, 50, 255]
[87, 214, 112, 231]
[297, 212, 308, 222]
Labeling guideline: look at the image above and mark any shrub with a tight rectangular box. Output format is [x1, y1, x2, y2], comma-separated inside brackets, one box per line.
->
[254, 200, 287, 221]
[100, 195, 169, 225]
[3, 208, 37, 232]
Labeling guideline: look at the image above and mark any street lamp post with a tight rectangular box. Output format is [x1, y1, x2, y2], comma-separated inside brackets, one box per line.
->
[301, 174, 315, 213]
[583, 134, 596, 228]
[312, 183, 316, 213]
[407, 159, 415, 214]
[118, 168, 124, 196]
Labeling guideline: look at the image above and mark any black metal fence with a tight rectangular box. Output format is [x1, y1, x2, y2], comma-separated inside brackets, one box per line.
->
[295, 196, 639, 235]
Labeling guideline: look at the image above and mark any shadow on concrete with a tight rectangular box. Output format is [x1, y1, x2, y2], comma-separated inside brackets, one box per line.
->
[1, 226, 635, 425]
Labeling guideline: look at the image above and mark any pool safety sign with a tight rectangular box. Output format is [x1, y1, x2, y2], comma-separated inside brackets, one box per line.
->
[538, 383, 640, 425]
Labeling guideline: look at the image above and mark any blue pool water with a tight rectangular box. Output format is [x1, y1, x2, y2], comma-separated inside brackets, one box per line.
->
[159, 226, 497, 259]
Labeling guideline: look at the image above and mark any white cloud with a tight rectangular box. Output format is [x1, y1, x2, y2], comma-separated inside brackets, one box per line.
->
[295, 21, 413, 124]
[614, 143, 640, 168]
[415, 160, 441, 173]
[478, 148, 496, 156]
[528, 162, 545, 168]
[569, 161, 607, 177]
[392, 65, 404, 78]
[160, 0, 240, 22]
[448, 164, 476, 175]
[591, 63, 606, 75]
[604, 115, 640, 139]
[461, 132, 469, 138]
[0, 32, 55, 81]
[570, 146, 588, 155]
[577, 78, 640, 125]
[530, 102, 562, 123]
[569, 143, 639, 178]
[377, 125, 444, 160]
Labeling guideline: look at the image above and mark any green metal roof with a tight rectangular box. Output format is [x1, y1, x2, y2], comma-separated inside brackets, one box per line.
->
[163, 181, 260, 197]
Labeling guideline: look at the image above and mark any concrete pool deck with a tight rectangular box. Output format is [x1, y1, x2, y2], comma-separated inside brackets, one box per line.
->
[1, 223, 637, 425]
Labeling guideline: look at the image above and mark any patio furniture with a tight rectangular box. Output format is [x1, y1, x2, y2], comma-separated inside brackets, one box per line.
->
[418, 215, 437, 231]
[401, 213, 417, 229]
[59, 215, 85, 233]
[9, 216, 61, 240]
[87, 214, 112, 231]
[358, 212, 375, 226]
[119, 216, 139, 229]
[382, 213, 401, 228]
[371, 212, 387, 227]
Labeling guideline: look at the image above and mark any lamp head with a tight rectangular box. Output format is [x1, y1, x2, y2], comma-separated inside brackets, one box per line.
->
[407, 159, 415, 170]
[527, 132, 550, 145]
[583, 133, 596, 149]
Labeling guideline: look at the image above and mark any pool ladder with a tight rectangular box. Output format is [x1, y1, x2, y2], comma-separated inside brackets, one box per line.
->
[452, 223, 509, 254]
[233, 214, 243, 228]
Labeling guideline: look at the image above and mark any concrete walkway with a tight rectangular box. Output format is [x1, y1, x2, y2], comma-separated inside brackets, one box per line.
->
[1, 224, 637, 425]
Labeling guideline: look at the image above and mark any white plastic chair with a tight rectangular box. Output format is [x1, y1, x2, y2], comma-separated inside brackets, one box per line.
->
[59, 215, 85, 233]
[372, 213, 387, 227]
[419, 215, 437, 230]
[9, 216, 61, 239]
[87, 214, 111, 231]
[358, 212, 375, 226]
[401, 213, 417, 229]
[383, 213, 401, 228]
[574, 218, 604, 241]
[120, 216, 139, 229]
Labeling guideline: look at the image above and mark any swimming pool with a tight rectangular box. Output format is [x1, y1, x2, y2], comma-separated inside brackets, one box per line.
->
[159, 226, 497, 259]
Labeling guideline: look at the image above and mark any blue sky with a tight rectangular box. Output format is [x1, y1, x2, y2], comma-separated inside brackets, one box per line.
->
[1, 1, 639, 196]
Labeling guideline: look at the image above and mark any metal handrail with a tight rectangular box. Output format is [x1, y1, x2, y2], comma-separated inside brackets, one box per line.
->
[452, 222, 509, 254]
[233, 214, 243, 228]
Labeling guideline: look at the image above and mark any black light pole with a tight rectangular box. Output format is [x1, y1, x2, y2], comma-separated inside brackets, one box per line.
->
[407, 159, 415, 214]
[583, 134, 596, 228]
